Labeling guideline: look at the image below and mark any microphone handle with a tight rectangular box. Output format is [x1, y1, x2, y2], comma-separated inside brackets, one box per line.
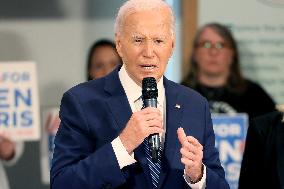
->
[143, 98, 157, 108]
[143, 98, 160, 163]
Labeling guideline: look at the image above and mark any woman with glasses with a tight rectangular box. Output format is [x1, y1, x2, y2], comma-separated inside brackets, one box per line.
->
[181, 22, 275, 119]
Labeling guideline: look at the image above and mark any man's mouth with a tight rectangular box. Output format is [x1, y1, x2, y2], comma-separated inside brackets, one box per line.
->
[140, 64, 157, 70]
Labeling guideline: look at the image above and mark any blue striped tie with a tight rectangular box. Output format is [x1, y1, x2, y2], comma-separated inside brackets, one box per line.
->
[143, 138, 162, 188]
[134, 96, 162, 188]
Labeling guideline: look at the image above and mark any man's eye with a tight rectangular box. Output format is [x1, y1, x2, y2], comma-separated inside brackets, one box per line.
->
[134, 38, 142, 43]
[154, 39, 164, 44]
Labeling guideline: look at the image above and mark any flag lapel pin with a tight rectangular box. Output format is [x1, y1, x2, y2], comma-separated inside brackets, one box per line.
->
[175, 104, 181, 109]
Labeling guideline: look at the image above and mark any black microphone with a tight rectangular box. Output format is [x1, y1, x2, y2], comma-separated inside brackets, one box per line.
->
[142, 77, 160, 162]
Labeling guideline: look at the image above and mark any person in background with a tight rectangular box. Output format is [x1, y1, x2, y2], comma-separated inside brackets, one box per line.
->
[181, 23, 276, 120]
[86, 39, 122, 80]
[0, 135, 24, 189]
[239, 111, 284, 188]
[51, 0, 229, 188]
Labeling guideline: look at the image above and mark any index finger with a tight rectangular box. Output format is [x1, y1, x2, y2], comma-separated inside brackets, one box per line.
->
[177, 127, 187, 145]
[140, 107, 162, 114]
[187, 136, 203, 149]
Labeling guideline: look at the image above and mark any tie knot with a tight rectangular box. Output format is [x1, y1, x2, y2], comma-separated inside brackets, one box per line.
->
[134, 96, 143, 111]
[135, 96, 162, 111]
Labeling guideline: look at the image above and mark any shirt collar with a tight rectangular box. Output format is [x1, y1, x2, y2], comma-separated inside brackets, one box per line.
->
[119, 64, 164, 109]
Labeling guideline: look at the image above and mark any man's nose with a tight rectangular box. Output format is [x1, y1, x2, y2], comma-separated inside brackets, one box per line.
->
[143, 41, 154, 58]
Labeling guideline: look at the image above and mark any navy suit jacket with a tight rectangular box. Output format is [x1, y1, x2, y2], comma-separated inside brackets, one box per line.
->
[51, 68, 229, 189]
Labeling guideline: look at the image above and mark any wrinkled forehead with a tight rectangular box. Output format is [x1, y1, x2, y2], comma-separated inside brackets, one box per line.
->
[125, 22, 171, 34]
[121, 9, 172, 36]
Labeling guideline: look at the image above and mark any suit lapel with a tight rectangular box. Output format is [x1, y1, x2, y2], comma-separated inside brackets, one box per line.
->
[158, 78, 183, 188]
[104, 69, 132, 135]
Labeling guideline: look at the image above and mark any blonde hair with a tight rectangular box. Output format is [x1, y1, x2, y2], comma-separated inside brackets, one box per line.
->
[114, 0, 175, 37]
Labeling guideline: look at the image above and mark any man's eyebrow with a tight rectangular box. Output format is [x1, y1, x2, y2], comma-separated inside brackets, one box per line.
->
[153, 36, 167, 39]
[131, 34, 167, 39]
[132, 34, 145, 38]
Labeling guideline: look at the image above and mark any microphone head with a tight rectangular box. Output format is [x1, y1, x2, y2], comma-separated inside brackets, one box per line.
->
[142, 77, 158, 99]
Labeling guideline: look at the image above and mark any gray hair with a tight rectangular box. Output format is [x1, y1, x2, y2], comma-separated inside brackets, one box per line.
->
[114, 0, 175, 37]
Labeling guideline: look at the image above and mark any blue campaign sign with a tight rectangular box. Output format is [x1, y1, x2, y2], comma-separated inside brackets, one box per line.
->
[0, 62, 40, 141]
[212, 113, 248, 189]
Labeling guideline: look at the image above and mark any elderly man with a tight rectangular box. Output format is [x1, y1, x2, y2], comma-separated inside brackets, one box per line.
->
[51, 0, 229, 188]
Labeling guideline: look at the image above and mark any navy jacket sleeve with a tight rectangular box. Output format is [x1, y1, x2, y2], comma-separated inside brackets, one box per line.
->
[50, 91, 126, 189]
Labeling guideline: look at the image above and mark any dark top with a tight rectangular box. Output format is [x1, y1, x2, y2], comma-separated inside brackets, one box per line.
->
[238, 111, 284, 189]
[182, 80, 276, 120]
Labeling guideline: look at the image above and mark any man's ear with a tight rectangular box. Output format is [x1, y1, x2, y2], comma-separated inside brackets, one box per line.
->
[115, 33, 123, 58]
[170, 36, 176, 57]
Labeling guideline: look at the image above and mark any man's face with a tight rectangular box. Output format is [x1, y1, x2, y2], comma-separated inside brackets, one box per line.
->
[116, 8, 175, 85]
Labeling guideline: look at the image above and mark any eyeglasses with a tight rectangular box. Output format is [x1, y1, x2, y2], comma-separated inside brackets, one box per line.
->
[197, 41, 231, 50]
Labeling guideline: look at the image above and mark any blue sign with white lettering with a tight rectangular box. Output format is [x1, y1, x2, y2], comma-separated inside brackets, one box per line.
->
[0, 62, 40, 141]
[212, 113, 248, 189]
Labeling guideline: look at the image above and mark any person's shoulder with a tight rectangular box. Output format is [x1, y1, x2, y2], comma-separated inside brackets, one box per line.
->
[251, 111, 283, 133]
[245, 79, 265, 91]
[242, 79, 272, 98]
[244, 79, 275, 99]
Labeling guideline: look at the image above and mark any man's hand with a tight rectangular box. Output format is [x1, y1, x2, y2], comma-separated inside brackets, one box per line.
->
[177, 127, 203, 183]
[119, 107, 163, 154]
[0, 135, 15, 161]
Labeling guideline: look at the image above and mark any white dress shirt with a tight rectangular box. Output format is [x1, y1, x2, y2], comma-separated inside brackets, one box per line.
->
[111, 65, 206, 188]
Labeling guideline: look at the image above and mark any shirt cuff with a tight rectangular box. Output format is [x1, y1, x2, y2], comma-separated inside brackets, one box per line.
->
[111, 136, 136, 169]
[183, 164, 207, 189]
